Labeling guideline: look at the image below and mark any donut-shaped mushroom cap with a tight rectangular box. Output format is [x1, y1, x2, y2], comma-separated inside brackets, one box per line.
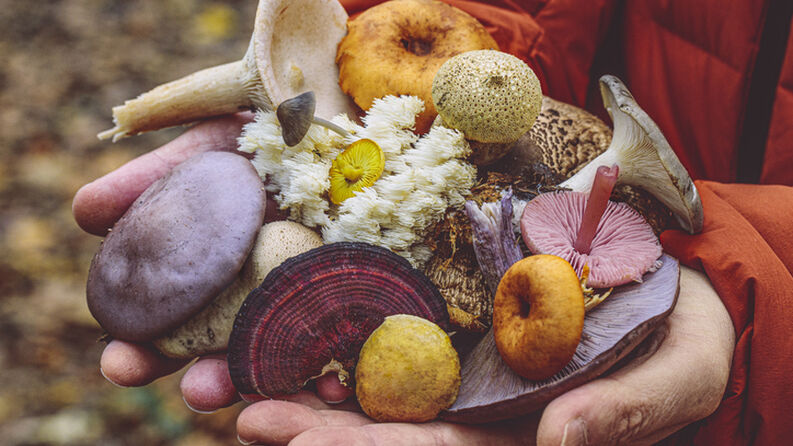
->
[520, 191, 662, 288]
[86, 152, 266, 342]
[432, 50, 542, 144]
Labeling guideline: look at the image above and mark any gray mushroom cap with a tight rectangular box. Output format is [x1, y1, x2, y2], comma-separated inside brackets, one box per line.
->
[86, 151, 266, 342]
[559, 75, 703, 234]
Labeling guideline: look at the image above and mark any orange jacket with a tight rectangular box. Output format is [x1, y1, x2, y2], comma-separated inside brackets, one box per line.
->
[340, 1, 793, 444]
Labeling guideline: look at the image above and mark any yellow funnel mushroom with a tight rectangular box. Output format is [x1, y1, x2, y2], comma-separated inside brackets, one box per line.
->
[329, 139, 385, 204]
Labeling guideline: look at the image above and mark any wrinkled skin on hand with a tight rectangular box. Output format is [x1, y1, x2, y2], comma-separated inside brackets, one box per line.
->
[77, 115, 735, 446]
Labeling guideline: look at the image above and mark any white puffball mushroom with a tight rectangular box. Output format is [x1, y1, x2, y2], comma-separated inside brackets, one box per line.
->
[154, 221, 323, 359]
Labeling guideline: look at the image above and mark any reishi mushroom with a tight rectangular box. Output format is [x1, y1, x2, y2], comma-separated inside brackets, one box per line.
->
[432, 50, 543, 165]
[520, 164, 662, 288]
[558, 75, 703, 234]
[98, 0, 355, 141]
[86, 152, 266, 342]
[226, 242, 450, 398]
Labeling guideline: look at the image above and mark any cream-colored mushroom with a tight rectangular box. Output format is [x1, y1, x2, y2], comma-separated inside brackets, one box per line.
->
[98, 0, 355, 141]
[557, 75, 703, 234]
[431, 50, 542, 165]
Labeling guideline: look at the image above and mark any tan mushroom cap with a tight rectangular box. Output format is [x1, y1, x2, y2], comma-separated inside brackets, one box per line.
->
[431, 50, 542, 144]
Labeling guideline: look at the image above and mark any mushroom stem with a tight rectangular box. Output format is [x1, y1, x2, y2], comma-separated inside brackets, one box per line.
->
[98, 51, 270, 142]
[312, 117, 351, 139]
[574, 164, 619, 254]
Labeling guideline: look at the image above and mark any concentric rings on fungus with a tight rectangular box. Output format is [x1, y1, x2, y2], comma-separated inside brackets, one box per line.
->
[227, 242, 450, 397]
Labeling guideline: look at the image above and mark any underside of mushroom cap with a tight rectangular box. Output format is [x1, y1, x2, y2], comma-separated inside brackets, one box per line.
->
[254, 0, 356, 120]
[559, 75, 703, 234]
[227, 242, 450, 397]
[520, 191, 662, 288]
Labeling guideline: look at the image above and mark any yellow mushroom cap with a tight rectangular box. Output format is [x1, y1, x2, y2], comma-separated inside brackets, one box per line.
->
[431, 50, 543, 144]
[329, 139, 385, 204]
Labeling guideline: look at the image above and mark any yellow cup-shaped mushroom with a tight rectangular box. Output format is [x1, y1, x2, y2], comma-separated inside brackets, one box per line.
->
[329, 139, 385, 204]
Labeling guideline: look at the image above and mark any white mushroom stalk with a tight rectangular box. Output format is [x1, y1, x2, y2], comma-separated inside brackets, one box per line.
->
[98, 0, 355, 141]
[558, 75, 704, 234]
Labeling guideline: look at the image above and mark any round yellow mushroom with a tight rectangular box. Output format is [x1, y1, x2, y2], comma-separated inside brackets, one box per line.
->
[355, 314, 460, 422]
[329, 139, 385, 204]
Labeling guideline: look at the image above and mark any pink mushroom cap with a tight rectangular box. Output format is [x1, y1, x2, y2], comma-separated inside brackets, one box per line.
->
[520, 191, 662, 288]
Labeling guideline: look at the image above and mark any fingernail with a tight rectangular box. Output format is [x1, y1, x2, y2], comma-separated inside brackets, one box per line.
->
[100, 367, 128, 388]
[561, 418, 588, 446]
[182, 396, 217, 415]
[237, 434, 256, 445]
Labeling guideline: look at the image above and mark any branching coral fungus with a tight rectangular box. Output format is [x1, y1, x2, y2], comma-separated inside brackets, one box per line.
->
[238, 95, 476, 266]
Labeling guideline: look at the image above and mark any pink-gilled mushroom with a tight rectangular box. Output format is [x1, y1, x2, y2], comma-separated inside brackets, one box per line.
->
[226, 242, 450, 398]
[520, 164, 662, 288]
[98, 0, 355, 141]
[556, 75, 703, 234]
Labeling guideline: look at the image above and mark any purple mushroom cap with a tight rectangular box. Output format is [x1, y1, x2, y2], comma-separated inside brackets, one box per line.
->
[86, 151, 266, 342]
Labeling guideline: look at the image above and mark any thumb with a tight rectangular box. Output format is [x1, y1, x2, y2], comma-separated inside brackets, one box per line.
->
[536, 266, 734, 445]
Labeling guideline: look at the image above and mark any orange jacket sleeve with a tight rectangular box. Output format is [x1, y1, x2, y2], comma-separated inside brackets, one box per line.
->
[661, 182, 793, 445]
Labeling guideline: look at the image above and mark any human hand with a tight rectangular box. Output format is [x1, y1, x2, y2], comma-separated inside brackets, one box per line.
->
[232, 265, 735, 445]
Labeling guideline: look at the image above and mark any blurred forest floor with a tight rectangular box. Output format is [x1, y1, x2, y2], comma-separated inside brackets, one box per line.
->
[0, 1, 259, 444]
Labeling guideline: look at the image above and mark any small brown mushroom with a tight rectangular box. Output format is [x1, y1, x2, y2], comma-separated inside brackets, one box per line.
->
[276, 91, 351, 146]
[226, 242, 450, 398]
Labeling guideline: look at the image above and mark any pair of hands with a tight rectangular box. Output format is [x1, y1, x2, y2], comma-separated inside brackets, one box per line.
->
[74, 115, 736, 445]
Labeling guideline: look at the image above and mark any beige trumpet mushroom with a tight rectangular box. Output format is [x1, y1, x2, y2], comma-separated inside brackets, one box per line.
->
[558, 75, 704, 234]
[98, 0, 355, 141]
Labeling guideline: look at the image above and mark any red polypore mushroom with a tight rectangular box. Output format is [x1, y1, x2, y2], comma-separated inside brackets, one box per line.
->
[520, 165, 662, 288]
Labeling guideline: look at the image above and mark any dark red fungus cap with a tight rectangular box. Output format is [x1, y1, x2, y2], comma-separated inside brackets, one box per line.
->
[227, 242, 450, 397]
[86, 151, 266, 342]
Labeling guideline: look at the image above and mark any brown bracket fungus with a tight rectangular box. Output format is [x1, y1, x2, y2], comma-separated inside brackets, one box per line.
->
[276, 91, 352, 146]
[226, 242, 450, 398]
[432, 50, 542, 165]
[86, 152, 266, 342]
[521, 164, 662, 288]
[442, 253, 679, 423]
[98, 0, 355, 141]
[559, 75, 703, 234]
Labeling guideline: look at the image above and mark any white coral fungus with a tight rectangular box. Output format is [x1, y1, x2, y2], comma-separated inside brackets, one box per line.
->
[238, 95, 476, 266]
